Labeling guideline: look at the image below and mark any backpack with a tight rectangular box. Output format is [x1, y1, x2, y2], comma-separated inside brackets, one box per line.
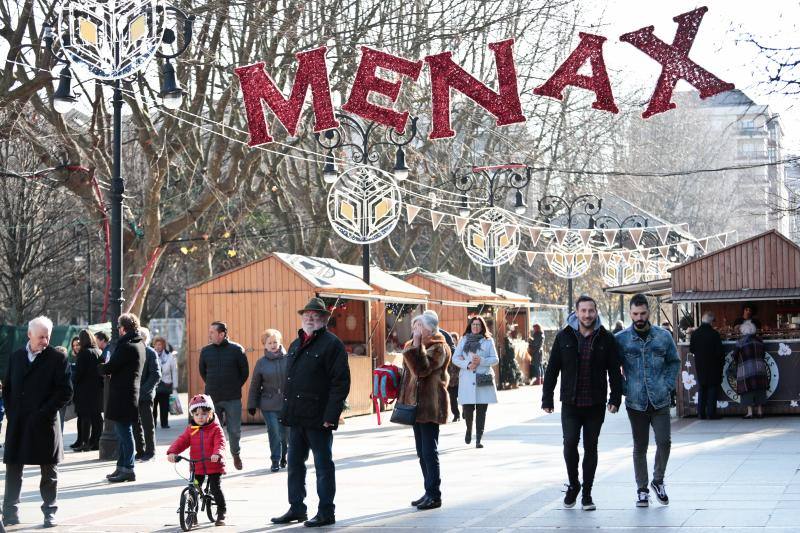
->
[371, 364, 402, 425]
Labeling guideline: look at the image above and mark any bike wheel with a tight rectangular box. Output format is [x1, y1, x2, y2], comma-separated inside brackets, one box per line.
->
[179, 487, 199, 531]
[205, 493, 219, 523]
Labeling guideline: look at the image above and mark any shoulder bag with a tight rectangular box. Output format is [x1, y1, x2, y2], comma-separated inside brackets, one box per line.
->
[390, 369, 418, 425]
[476, 373, 494, 387]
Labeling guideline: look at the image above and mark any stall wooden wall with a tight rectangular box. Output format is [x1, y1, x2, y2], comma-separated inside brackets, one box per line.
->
[406, 274, 472, 335]
[672, 230, 800, 292]
[369, 301, 386, 366]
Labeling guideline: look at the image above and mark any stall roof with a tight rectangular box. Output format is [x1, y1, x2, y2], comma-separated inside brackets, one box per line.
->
[334, 264, 429, 303]
[411, 270, 530, 306]
[604, 278, 672, 297]
[272, 253, 374, 294]
[669, 288, 800, 303]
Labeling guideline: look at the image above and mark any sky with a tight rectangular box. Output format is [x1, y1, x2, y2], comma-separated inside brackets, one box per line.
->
[580, 0, 800, 150]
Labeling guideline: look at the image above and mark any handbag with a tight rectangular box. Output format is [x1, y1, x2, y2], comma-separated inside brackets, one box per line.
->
[390, 371, 418, 425]
[476, 372, 494, 387]
[168, 393, 184, 415]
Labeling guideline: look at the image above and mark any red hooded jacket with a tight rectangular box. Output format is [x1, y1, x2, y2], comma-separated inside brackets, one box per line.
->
[166, 415, 226, 475]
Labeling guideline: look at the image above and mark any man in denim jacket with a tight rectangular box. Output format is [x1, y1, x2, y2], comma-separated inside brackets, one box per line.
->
[615, 294, 680, 508]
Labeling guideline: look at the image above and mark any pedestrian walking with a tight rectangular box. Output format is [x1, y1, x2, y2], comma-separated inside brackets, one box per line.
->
[451, 316, 498, 449]
[690, 312, 725, 419]
[199, 321, 249, 471]
[73, 330, 104, 451]
[153, 335, 178, 429]
[615, 294, 680, 508]
[167, 394, 227, 526]
[271, 298, 350, 528]
[247, 328, 289, 472]
[447, 332, 460, 422]
[542, 295, 622, 511]
[528, 324, 544, 385]
[101, 313, 146, 483]
[734, 320, 769, 419]
[2, 316, 72, 528]
[400, 312, 451, 511]
[133, 327, 161, 462]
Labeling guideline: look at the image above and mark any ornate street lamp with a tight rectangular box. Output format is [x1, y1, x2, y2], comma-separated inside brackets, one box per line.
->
[453, 164, 532, 293]
[537, 193, 602, 310]
[316, 114, 418, 283]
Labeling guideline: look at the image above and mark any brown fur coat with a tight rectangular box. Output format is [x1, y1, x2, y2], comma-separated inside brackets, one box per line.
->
[398, 333, 451, 424]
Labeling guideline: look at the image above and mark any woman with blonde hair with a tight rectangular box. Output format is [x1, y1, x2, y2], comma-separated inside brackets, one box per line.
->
[247, 328, 289, 471]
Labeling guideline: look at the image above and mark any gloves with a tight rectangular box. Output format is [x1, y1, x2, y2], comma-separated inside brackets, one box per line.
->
[247, 408, 256, 416]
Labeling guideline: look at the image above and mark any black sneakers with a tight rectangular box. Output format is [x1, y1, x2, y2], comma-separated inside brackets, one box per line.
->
[651, 480, 669, 505]
[563, 483, 581, 508]
[581, 487, 596, 511]
[636, 488, 650, 507]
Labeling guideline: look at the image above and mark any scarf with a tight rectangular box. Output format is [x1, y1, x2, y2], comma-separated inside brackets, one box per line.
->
[158, 350, 170, 366]
[463, 333, 484, 355]
[264, 346, 287, 360]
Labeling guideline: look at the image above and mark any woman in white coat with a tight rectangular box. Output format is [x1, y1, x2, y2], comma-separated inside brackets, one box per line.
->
[451, 316, 498, 448]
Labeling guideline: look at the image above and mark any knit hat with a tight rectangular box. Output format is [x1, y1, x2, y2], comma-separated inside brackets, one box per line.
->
[189, 394, 215, 413]
[413, 310, 439, 332]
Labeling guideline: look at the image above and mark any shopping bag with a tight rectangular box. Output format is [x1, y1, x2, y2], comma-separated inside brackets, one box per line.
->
[169, 393, 184, 415]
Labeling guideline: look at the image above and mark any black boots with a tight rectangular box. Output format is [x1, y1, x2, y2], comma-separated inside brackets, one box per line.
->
[464, 413, 473, 444]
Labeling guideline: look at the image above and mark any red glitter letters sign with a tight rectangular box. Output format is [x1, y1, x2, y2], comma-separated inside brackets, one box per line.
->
[341, 47, 423, 133]
[425, 39, 526, 140]
[620, 7, 735, 118]
[533, 32, 618, 113]
[234, 47, 339, 146]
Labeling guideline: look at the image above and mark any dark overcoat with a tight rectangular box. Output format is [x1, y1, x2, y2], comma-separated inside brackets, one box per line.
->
[280, 328, 351, 430]
[690, 323, 725, 386]
[74, 347, 103, 416]
[101, 331, 145, 423]
[3, 345, 72, 465]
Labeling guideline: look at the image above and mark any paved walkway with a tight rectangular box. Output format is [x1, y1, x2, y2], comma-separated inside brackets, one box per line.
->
[2, 386, 800, 531]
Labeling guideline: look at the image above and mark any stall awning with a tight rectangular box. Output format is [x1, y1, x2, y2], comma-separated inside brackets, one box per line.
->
[669, 288, 800, 303]
[604, 279, 672, 297]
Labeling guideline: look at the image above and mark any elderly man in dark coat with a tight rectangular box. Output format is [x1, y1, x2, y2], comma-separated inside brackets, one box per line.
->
[271, 298, 351, 528]
[2, 316, 72, 529]
[690, 312, 725, 419]
[101, 313, 146, 483]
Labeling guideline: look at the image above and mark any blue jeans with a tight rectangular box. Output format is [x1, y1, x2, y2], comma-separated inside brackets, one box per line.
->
[114, 421, 135, 470]
[215, 399, 242, 455]
[413, 422, 441, 500]
[261, 409, 288, 462]
[287, 426, 335, 517]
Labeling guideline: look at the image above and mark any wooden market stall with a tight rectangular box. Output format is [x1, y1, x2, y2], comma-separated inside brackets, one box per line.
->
[668, 230, 800, 417]
[186, 252, 381, 422]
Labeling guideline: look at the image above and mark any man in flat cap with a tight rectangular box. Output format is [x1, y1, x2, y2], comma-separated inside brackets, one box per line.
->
[271, 298, 351, 528]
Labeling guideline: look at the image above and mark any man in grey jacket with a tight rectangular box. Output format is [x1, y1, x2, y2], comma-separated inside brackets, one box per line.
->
[133, 327, 161, 462]
[199, 321, 249, 470]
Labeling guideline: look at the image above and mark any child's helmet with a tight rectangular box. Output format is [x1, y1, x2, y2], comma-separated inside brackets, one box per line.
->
[189, 394, 215, 413]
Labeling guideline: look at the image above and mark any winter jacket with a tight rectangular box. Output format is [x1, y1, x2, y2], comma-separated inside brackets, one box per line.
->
[139, 346, 161, 403]
[397, 334, 451, 424]
[615, 324, 680, 411]
[247, 349, 289, 412]
[280, 327, 351, 430]
[157, 350, 179, 390]
[3, 345, 72, 465]
[690, 323, 725, 386]
[541, 314, 622, 410]
[101, 331, 146, 423]
[167, 415, 226, 476]
[734, 334, 769, 394]
[451, 336, 499, 405]
[73, 347, 103, 416]
[199, 339, 249, 402]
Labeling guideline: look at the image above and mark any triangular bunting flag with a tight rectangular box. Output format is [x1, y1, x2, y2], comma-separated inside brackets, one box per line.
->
[554, 228, 568, 246]
[720, 233, 729, 246]
[697, 238, 709, 253]
[526, 251, 537, 266]
[431, 211, 445, 231]
[454, 216, 468, 236]
[628, 228, 644, 247]
[544, 252, 555, 264]
[679, 223, 689, 233]
[599, 251, 613, 264]
[656, 226, 669, 244]
[505, 225, 518, 241]
[582, 251, 593, 267]
[406, 204, 421, 225]
[480, 220, 492, 235]
[677, 242, 689, 255]
[603, 229, 618, 246]
[528, 227, 542, 247]
[657, 245, 669, 257]
[639, 248, 650, 261]
[564, 253, 575, 266]
[621, 249, 632, 262]
[578, 229, 593, 246]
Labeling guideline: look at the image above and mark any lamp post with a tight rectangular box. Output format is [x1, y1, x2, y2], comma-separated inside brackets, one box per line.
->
[46, 1, 194, 460]
[537, 194, 602, 310]
[316, 114, 417, 284]
[453, 164, 531, 293]
[73, 220, 93, 324]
